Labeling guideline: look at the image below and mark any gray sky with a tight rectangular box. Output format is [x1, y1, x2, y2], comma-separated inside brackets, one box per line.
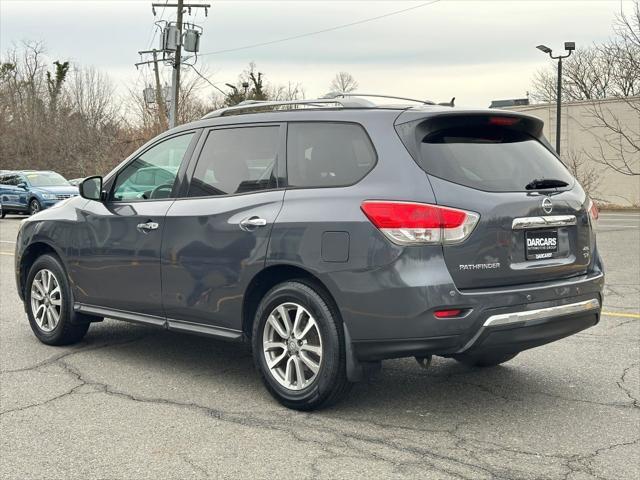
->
[0, 0, 631, 107]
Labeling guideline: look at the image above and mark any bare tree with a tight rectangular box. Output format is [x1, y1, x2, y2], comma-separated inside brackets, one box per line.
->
[531, 3, 640, 102]
[562, 149, 602, 199]
[269, 81, 305, 101]
[0, 41, 133, 178]
[586, 3, 640, 176]
[583, 98, 640, 176]
[0, 45, 316, 179]
[221, 62, 305, 107]
[330, 71, 359, 94]
[530, 46, 631, 102]
[530, 1, 640, 176]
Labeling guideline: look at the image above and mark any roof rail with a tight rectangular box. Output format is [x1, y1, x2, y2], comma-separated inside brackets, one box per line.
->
[326, 92, 435, 105]
[202, 96, 376, 119]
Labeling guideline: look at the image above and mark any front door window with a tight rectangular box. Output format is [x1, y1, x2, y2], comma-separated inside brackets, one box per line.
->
[112, 133, 195, 201]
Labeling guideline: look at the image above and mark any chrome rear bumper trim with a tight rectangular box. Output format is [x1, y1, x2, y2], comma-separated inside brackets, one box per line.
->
[456, 298, 600, 353]
[512, 215, 577, 230]
[483, 298, 601, 327]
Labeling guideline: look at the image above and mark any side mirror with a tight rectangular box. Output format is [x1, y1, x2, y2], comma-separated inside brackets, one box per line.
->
[79, 176, 103, 201]
[16, 182, 27, 189]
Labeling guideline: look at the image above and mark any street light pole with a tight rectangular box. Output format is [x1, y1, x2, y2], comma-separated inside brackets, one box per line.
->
[536, 42, 575, 155]
[556, 55, 563, 155]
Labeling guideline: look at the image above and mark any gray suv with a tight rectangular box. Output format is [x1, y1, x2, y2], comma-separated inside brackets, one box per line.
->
[14, 95, 604, 410]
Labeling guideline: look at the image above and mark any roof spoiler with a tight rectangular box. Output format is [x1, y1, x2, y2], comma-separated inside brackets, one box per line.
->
[394, 111, 549, 161]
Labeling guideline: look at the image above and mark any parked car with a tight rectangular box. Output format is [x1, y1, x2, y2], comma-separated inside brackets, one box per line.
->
[0, 170, 12, 217]
[14, 95, 604, 410]
[0, 170, 79, 216]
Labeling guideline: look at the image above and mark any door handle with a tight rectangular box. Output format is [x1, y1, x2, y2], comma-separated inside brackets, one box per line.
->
[239, 216, 267, 230]
[137, 221, 159, 233]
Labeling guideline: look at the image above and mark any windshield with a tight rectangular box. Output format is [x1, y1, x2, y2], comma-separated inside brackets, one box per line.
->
[25, 172, 70, 187]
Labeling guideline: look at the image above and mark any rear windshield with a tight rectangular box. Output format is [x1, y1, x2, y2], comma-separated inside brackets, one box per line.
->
[419, 126, 573, 192]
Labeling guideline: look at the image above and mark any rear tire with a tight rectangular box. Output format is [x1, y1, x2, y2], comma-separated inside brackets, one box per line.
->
[252, 280, 351, 410]
[25, 254, 90, 346]
[452, 352, 518, 367]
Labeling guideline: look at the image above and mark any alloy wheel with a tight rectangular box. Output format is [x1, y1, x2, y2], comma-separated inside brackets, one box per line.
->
[262, 302, 323, 391]
[30, 269, 62, 332]
[30, 200, 40, 215]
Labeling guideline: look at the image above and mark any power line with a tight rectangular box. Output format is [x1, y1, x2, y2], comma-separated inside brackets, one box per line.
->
[198, 0, 442, 57]
[146, 0, 169, 50]
[187, 63, 227, 96]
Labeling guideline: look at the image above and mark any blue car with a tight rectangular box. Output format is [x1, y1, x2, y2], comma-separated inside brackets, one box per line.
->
[0, 170, 79, 217]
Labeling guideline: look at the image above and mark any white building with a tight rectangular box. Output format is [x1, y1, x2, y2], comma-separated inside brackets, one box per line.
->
[507, 97, 640, 207]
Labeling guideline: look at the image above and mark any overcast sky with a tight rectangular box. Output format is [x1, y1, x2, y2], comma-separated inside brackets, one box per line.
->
[0, 0, 631, 107]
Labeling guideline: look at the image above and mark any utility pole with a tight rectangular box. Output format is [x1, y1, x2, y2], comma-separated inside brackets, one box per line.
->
[169, 0, 184, 129]
[137, 2, 210, 130]
[152, 50, 168, 130]
[151, 1, 210, 129]
[135, 49, 168, 130]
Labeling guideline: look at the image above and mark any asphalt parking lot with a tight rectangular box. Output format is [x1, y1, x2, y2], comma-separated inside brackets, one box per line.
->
[0, 212, 638, 480]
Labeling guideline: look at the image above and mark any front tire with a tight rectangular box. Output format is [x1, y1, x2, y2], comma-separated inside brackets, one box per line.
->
[252, 281, 351, 410]
[452, 352, 518, 367]
[29, 198, 41, 215]
[26, 254, 90, 345]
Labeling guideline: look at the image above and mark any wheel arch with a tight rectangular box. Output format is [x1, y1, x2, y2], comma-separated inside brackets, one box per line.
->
[242, 264, 342, 339]
[18, 241, 65, 299]
[242, 263, 369, 383]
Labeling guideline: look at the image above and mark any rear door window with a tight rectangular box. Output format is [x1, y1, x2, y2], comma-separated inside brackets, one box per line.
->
[1, 175, 16, 186]
[286, 122, 376, 188]
[187, 126, 280, 197]
[419, 125, 573, 192]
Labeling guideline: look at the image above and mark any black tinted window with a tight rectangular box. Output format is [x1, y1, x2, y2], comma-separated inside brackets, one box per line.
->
[287, 122, 376, 188]
[0, 175, 16, 185]
[188, 126, 279, 197]
[419, 126, 573, 192]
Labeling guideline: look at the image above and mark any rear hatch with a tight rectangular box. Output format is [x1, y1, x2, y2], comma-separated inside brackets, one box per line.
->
[395, 110, 596, 290]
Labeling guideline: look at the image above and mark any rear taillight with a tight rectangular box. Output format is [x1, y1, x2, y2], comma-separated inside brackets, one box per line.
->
[361, 201, 479, 246]
[588, 198, 599, 224]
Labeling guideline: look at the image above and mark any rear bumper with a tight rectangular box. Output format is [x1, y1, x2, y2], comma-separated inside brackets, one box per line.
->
[352, 296, 601, 361]
[347, 265, 604, 362]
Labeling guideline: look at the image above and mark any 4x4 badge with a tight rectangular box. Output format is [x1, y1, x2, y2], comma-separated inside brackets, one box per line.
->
[541, 197, 553, 214]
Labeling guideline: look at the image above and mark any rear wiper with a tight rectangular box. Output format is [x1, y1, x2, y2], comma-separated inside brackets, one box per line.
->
[525, 178, 569, 190]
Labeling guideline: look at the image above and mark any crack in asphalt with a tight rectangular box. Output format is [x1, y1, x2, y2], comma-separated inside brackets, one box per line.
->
[0, 350, 519, 479]
[616, 363, 640, 409]
[562, 437, 640, 480]
[3, 346, 639, 480]
[0, 332, 153, 375]
[177, 453, 210, 479]
[382, 364, 638, 411]
[1, 326, 638, 479]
